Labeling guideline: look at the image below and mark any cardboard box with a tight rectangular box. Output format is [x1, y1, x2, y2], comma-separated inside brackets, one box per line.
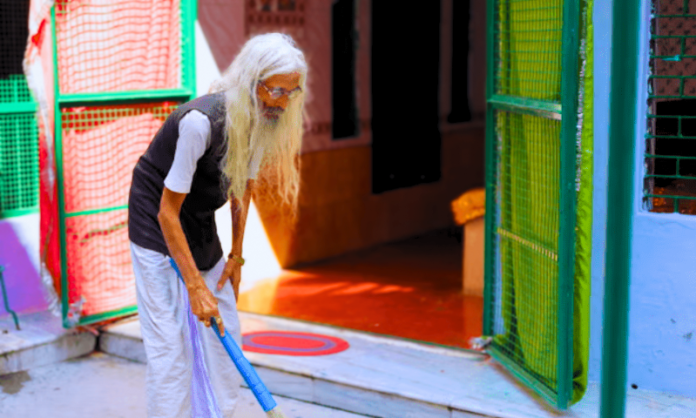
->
[463, 216, 484, 296]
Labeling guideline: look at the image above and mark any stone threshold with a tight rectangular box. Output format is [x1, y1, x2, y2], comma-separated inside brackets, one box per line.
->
[99, 311, 696, 418]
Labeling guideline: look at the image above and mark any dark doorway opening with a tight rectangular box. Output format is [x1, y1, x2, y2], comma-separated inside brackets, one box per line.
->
[448, 0, 472, 124]
[370, 1, 442, 193]
[332, 0, 359, 140]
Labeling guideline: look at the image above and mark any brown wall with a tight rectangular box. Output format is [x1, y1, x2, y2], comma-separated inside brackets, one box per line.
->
[255, 125, 485, 267]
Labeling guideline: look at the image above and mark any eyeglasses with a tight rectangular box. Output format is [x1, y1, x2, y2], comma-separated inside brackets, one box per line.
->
[258, 82, 303, 100]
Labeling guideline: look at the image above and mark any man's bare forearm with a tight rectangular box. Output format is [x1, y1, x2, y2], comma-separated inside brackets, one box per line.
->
[159, 191, 222, 329]
[231, 179, 254, 257]
[158, 210, 205, 289]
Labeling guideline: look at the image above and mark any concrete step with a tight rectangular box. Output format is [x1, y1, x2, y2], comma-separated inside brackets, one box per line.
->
[0, 311, 96, 376]
[99, 312, 696, 418]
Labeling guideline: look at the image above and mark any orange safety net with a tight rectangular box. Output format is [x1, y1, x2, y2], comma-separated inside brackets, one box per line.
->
[45, 0, 186, 321]
[61, 104, 175, 213]
[54, 0, 182, 94]
[61, 103, 177, 317]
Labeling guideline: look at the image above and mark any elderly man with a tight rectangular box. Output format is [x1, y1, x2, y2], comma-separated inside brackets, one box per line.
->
[127, 33, 306, 418]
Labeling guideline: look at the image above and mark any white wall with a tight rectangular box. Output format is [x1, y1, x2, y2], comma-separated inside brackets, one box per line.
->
[623, 0, 696, 397]
[588, 0, 612, 384]
[590, 0, 696, 397]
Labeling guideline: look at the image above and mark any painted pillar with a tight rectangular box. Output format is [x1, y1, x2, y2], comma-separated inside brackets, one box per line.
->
[600, 0, 641, 416]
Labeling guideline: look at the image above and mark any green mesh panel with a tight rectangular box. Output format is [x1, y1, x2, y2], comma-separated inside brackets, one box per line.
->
[0, 112, 38, 218]
[486, 0, 593, 405]
[495, 0, 564, 102]
[489, 0, 564, 396]
[645, 0, 696, 214]
[0, 0, 39, 218]
[492, 110, 561, 391]
[0, 75, 33, 104]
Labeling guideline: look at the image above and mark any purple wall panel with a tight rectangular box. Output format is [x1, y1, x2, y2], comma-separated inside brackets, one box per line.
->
[0, 222, 47, 316]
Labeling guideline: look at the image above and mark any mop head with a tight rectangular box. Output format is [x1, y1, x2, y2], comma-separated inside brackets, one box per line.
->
[266, 407, 286, 418]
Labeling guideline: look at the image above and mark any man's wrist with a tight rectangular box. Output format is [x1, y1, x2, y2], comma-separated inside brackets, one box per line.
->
[228, 253, 245, 266]
[185, 273, 207, 291]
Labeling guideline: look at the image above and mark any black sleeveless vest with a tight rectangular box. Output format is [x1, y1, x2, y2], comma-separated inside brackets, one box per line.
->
[128, 92, 229, 271]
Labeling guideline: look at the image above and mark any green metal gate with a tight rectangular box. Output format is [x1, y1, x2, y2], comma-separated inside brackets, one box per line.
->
[482, 0, 582, 409]
[52, 0, 197, 327]
[0, 81, 39, 220]
[1, 1, 39, 219]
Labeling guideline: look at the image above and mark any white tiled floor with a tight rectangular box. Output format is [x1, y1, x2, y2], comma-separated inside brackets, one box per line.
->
[101, 312, 696, 418]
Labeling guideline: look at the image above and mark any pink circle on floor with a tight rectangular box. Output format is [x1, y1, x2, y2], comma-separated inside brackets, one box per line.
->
[242, 331, 350, 356]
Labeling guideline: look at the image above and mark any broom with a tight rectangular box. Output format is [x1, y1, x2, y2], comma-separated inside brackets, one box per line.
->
[170, 259, 287, 418]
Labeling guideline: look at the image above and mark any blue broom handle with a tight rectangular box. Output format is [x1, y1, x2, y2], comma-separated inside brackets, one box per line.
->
[210, 320, 277, 411]
[169, 258, 277, 412]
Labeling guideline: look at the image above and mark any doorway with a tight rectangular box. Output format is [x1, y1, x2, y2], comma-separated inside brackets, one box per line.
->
[238, 0, 486, 351]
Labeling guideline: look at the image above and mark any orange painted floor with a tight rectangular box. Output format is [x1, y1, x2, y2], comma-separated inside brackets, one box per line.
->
[238, 228, 483, 350]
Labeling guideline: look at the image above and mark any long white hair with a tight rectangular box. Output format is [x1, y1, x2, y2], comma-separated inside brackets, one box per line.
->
[209, 33, 307, 214]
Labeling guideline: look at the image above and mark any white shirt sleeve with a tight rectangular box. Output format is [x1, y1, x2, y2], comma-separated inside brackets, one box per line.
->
[164, 110, 212, 194]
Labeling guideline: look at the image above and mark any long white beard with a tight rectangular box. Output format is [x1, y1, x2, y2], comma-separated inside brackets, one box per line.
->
[249, 109, 289, 168]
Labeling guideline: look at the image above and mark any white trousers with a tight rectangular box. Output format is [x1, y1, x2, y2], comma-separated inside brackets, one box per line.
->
[130, 242, 243, 418]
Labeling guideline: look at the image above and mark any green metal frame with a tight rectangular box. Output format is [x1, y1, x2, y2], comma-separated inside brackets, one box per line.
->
[59, 90, 194, 107]
[0, 208, 39, 218]
[79, 306, 139, 327]
[482, 0, 497, 338]
[483, 0, 581, 409]
[488, 95, 563, 120]
[0, 102, 38, 114]
[52, 0, 198, 328]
